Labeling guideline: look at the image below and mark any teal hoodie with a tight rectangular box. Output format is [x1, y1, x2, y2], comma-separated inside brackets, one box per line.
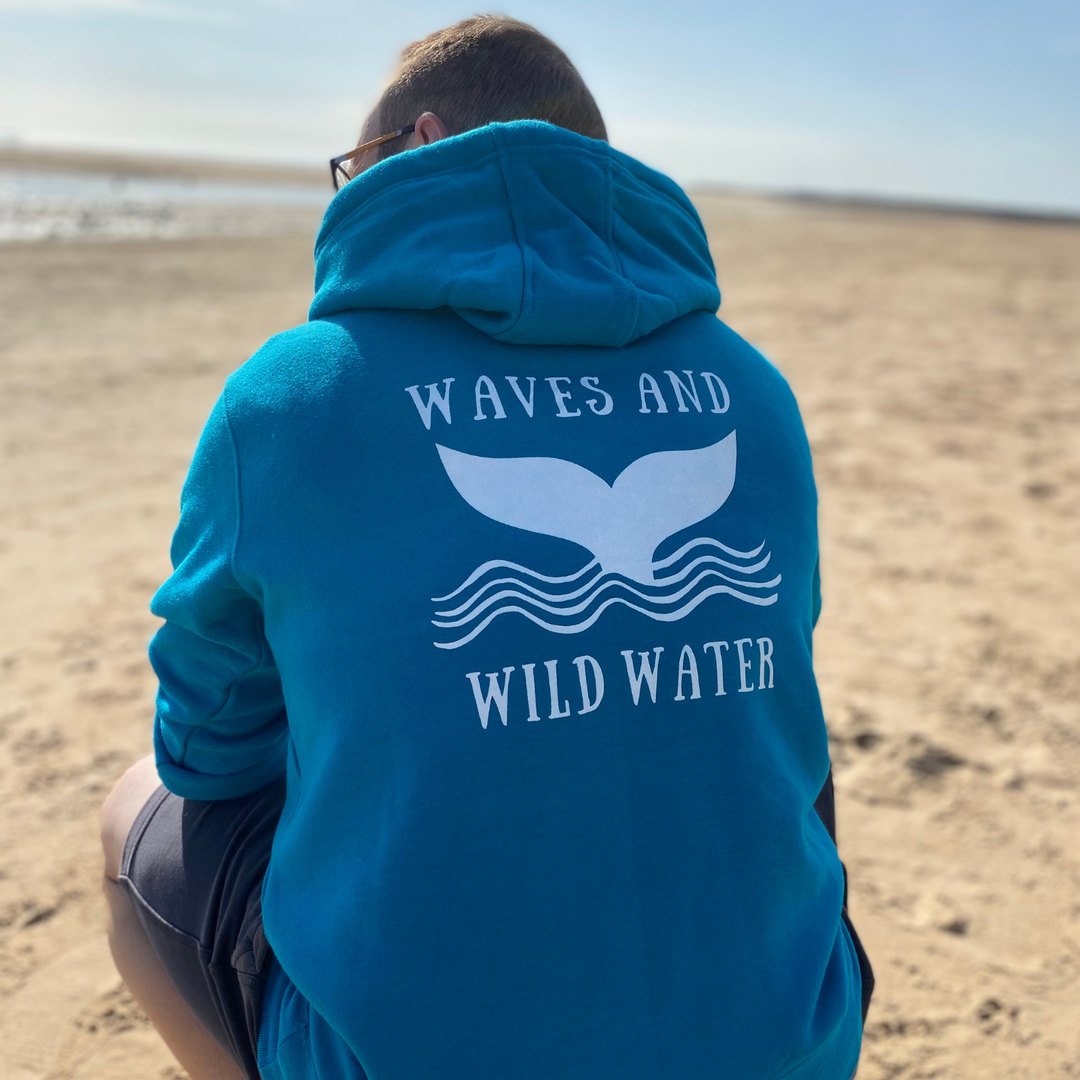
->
[151, 121, 863, 1080]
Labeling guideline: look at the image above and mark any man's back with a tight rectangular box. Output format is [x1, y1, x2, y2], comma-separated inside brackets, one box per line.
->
[151, 122, 863, 1078]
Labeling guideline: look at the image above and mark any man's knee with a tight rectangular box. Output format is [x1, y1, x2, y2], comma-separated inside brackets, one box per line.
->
[100, 754, 161, 881]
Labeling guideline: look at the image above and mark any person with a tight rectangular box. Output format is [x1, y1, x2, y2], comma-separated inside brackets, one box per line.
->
[99, 15, 873, 1080]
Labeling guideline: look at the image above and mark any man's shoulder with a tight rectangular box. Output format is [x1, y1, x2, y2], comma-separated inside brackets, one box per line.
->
[659, 310, 799, 405]
[222, 315, 380, 426]
[231, 318, 355, 386]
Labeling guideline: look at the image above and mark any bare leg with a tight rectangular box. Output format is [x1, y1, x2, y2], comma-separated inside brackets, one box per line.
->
[100, 755, 246, 1080]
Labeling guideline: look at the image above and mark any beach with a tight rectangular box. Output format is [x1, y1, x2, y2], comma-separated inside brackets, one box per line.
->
[0, 189, 1077, 1078]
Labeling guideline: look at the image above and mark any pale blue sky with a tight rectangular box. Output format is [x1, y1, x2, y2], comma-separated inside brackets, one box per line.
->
[1, 0, 1077, 211]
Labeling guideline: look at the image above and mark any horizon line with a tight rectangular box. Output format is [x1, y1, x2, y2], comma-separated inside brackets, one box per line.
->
[2, 142, 1078, 225]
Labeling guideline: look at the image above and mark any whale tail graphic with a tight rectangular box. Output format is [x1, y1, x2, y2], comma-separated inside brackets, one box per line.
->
[436, 432, 737, 585]
[431, 431, 778, 649]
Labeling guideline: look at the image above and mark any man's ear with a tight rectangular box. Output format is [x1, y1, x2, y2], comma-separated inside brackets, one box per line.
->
[412, 112, 450, 146]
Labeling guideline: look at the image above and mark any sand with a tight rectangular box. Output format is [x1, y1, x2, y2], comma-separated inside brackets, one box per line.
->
[0, 198, 1077, 1079]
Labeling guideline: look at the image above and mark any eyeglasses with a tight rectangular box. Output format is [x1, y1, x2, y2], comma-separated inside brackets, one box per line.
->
[329, 125, 416, 190]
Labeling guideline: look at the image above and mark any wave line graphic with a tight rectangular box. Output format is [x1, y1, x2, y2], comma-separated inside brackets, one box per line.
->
[436, 566, 609, 617]
[653, 535, 766, 569]
[433, 537, 780, 650]
[432, 557, 600, 603]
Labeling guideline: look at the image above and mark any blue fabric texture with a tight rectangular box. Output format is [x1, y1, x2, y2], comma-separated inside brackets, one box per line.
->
[151, 121, 862, 1080]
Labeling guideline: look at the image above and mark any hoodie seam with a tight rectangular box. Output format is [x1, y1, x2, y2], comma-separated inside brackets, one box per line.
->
[602, 150, 620, 275]
[168, 385, 265, 771]
[607, 155, 700, 217]
[490, 128, 531, 342]
[220, 382, 245, 594]
[609, 158, 711, 246]
[602, 149, 639, 348]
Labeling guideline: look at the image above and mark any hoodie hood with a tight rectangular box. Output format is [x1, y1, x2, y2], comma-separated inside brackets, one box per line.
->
[310, 121, 720, 347]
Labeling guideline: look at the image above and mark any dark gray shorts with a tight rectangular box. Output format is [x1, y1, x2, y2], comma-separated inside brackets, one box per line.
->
[119, 779, 286, 1080]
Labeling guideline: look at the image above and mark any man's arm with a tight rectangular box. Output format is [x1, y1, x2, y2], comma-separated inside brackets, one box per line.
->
[149, 391, 287, 801]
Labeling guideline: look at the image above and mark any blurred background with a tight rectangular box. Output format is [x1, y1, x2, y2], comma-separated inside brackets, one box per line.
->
[0, 3, 1077, 1079]
[1, 0, 1078, 236]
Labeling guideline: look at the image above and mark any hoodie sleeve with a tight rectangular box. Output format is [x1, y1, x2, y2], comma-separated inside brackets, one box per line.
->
[811, 557, 822, 630]
[149, 391, 287, 800]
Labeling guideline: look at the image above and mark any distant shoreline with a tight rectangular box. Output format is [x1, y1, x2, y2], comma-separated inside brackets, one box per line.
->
[0, 146, 326, 188]
[690, 184, 1080, 227]
[2, 144, 1078, 225]
[0, 156, 329, 244]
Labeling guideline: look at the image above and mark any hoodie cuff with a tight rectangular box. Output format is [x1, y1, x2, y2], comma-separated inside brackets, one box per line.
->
[154, 722, 286, 801]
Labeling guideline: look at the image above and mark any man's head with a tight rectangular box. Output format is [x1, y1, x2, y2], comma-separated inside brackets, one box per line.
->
[346, 16, 606, 178]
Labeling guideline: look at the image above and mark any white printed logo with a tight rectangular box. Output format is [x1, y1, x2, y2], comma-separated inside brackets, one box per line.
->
[432, 432, 780, 649]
